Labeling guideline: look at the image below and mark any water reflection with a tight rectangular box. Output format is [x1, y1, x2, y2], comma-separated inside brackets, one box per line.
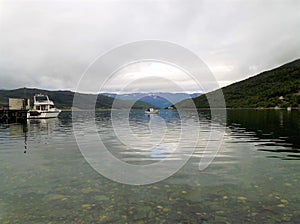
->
[29, 118, 58, 134]
[0, 118, 59, 154]
[96, 109, 200, 166]
[0, 110, 300, 223]
[2, 110, 299, 161]
[226, 109, 300, 160]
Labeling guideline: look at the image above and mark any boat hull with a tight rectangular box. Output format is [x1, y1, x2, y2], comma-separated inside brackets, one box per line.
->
[145, 110, 159, 114]
[27, 111, 61, 119]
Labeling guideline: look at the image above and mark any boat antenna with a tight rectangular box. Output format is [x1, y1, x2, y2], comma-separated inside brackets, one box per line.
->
[23, 87, 27, 110]
[23, 87, 27, 98]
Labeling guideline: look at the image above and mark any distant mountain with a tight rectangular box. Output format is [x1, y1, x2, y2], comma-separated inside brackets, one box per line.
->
[176, 59, 300, 108]
[0, 88, 153, 109]
[101, 92, 201, 108]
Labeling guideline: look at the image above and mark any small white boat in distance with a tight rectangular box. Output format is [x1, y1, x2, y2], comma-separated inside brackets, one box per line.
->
[145, 108, 159, 114]
[27, 94, 61, 119]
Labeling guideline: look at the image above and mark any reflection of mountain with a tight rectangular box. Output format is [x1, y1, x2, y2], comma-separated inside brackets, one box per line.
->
[226, 110, 300, 159]
[101, 92, 201, 108]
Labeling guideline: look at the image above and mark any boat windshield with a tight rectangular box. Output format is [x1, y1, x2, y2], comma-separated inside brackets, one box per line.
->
[36, 96, 48, 102]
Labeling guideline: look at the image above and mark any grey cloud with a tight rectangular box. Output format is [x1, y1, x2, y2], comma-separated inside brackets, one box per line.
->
[0, 0, 299, 92]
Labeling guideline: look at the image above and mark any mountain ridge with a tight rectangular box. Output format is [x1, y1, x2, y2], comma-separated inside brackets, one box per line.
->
[0, 88, 154, 109]
[176, 59, 300, 109]
[101, 92, 201, 108]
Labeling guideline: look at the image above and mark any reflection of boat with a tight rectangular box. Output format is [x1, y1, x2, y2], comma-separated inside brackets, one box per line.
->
[27, 94, 61, 119]
[29, 118, 58, 135]
[145, 108, 159, 114]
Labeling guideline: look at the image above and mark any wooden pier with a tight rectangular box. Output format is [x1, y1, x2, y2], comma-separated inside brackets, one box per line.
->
[0, 109, 28, 123]
[0, 97, 30, 123]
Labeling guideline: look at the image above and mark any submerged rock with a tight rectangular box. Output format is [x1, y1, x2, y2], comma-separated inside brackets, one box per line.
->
[44, 194, 68, 201]
[95, 195, 110, 201]
[81, 188, 94, 194]
[237, 196, 247, 202]
[277, 204, 285, 208]
[98, 215, 109, 222]
[82, 204, 92, 210]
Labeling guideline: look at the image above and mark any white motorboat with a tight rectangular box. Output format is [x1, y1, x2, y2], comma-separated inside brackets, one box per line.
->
[27, 94, 61, 119]
[145, 108, 159, 114]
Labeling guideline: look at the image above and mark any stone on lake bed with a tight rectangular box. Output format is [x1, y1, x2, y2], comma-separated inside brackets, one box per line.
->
[237, 196, 247, 202]
[82, 204, 92, 209]
[185, 189, 201, 202]
[95, 195, 110, 201]
[262, 205, 273, 211]
[44, 194, 69, 201]
[277, 204, 285, 208]
[98, 215, 109, 222]
[214, 215, 228, 223]
[81, 188, 94, 194]
[134, 209, 148, 220]
[162, 208, 170, 213]
[282, 215, 292, 222]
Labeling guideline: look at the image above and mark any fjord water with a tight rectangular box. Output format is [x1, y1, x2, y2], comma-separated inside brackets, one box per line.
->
[0, 110, 299, 223]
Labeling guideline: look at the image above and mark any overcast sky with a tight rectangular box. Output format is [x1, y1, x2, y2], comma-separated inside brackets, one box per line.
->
[0, 0, 300, 93]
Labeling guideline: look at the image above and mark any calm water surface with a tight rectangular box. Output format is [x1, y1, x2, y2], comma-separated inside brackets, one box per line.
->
[0, 110, 299, 223]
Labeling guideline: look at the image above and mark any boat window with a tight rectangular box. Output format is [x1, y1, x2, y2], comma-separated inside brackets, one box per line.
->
[36, 96, 48, 102]
[36, 106, 40, 110]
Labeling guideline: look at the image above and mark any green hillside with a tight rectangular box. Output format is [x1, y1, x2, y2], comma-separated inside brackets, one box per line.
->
[178, 59, 300, 109]
[0, 88, 153, 109]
